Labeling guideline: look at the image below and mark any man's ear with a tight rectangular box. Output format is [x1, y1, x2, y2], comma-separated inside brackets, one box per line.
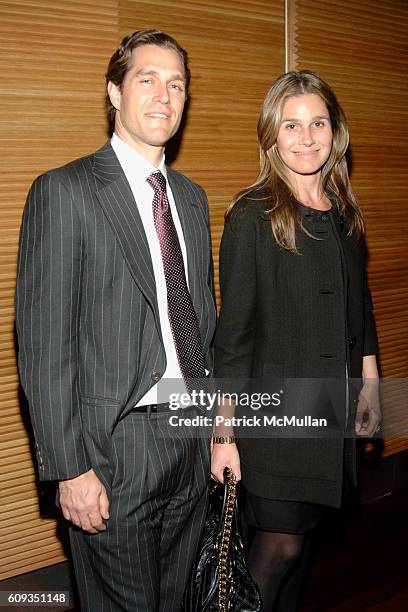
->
[107, 81, 121, 111]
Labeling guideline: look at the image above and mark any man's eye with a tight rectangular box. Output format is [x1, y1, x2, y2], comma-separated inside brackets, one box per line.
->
[170, 83, 183, 91]
[141, 79, 152, 84]
[314, 121, 324, 127]
[286, 124, 296, 129]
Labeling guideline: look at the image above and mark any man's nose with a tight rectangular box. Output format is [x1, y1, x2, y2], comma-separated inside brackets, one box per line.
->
[154, 83, 169, 103]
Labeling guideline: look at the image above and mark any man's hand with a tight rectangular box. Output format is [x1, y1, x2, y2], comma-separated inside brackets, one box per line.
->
[211, 443, 241, 483]
[355, 379, 382, 437]
[59, 468, 110, 533]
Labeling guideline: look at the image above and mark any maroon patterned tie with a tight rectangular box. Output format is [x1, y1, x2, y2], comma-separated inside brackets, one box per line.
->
[147, 171, 206, 387]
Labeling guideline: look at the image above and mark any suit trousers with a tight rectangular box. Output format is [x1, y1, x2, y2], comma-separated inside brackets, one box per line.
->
[69, 408, 210, 611]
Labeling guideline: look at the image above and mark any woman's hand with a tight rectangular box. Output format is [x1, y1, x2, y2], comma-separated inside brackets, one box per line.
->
[355, 379, 381, 436]
[211, 442, 241, 483]
[356, 355, 381, 437]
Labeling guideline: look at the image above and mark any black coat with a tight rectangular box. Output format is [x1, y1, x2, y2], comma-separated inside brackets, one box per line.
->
[214, 196, 378, 507]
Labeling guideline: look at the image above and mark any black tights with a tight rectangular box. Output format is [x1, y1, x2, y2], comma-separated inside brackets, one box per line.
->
[247, 530, 312, 611]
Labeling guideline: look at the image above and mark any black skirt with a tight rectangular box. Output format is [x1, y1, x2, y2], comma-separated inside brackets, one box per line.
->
[244, 489, 325, 534]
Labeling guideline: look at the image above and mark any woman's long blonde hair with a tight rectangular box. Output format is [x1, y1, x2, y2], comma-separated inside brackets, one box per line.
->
[226, 71, 364, 252]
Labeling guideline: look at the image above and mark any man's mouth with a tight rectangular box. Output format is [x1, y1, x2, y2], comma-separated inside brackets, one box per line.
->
[147, 112, 170, 119]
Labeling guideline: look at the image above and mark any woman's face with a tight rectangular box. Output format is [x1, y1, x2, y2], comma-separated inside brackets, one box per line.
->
[275, 93, 333, 180]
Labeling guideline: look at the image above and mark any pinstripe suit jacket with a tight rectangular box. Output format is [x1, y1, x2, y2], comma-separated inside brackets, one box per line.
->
[16, 141, 216, 485]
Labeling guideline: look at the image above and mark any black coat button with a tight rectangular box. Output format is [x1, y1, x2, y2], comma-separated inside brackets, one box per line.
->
[151, 371, 162, 382]
[320, 213, 329, 222]
[349, 336, 357, 350]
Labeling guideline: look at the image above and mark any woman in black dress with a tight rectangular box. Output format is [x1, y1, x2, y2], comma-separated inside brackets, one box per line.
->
[211, 71, 381, 610]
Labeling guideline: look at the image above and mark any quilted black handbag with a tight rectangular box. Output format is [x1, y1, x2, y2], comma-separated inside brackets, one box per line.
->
[182, 467, 262, 611]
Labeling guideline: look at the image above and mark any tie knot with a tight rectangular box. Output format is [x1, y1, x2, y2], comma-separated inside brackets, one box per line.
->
[147, 171, 167, 194]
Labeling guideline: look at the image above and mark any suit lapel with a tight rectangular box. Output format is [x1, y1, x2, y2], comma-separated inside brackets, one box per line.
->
[93, 142, 159, 320]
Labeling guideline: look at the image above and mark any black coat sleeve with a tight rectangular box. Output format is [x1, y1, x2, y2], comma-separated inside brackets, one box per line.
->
[363, 268, 379, 356]
[214, 203, 258, 379]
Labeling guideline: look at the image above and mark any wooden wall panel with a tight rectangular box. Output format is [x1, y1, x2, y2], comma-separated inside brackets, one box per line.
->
[289, 0, 408, 455]
[1, 0, 405, 583]
[0, 0, 118, 580]
[119, 0, 285, 303]
[2, 0, 406, 584]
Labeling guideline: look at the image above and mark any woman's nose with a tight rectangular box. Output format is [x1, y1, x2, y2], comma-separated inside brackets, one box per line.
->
[299, 126, 313, 145]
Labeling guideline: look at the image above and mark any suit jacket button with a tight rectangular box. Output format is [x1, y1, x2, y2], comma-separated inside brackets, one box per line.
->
[349, 336, 357, 350]
[151, 371, 162, 382]
[320, 213, 329, 222]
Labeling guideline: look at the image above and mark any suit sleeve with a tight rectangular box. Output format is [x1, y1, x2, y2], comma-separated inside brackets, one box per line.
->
[16, 172, 90, 481]
[214, 204, 257, 379]
[197, 184, 216, 373]
[202, 189, 216, 307]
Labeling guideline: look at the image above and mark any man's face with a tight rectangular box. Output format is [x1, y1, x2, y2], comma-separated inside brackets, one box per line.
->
[108, 44, 187, 162]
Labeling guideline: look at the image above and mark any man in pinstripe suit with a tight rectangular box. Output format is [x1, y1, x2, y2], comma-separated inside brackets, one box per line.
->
[16, 30, 216, 611]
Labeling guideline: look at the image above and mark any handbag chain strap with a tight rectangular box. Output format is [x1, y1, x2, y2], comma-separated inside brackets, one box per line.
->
[217, 467, 236, 611]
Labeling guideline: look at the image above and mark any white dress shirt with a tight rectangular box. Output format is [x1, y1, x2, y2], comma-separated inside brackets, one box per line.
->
[111, 133, 187, 405]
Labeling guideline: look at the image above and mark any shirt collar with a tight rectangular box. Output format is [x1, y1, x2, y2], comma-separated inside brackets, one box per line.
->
[111, 133, 167, 183]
